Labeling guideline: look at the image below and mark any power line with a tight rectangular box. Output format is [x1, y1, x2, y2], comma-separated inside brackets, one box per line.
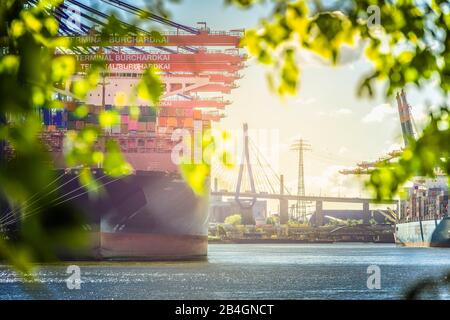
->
[291, 139, 311, 222]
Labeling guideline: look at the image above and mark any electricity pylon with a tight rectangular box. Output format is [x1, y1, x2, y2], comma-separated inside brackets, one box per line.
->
[291, 139, 311, 222]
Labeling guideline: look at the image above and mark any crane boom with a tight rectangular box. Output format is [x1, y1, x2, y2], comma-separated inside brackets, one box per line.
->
[339, 89, 416, 175]
[396, 89, 416, 147]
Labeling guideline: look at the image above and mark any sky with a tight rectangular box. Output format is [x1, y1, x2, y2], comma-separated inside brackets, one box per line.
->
[80, 0, 443, 209]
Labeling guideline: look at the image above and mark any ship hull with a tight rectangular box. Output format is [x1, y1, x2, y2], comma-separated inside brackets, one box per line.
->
[395, 217, 450, 248]
[49, 169, 209, 260]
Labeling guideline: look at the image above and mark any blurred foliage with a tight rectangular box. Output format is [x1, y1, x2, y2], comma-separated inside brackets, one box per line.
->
[224, 213, 242, 226]
[405, 269, 450, 299]
[178, 128, 213, 196]
[135, 67, 163, 105]
[216, 224, 228, 237]
[0, 0, 235, 275]
[266, 215, 278, 225]
[235, 0, 450, 200]
[286, 219, 308, 227]
[325, 218, 363, 227]
[347, 219, 363, 226]
[179, 128, 235, 196]
[233, 1, 450, 299]
[0, 0, 167, 274]
[2, 0, 450, 299]
[224, 0, 261, 8]
[0, 0, 92, 272]
[368, 107, 450, 200]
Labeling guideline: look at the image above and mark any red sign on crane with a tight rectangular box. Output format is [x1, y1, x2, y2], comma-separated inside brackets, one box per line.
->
[66, 32, 242, 47]
[75, 53, 245, 64]
[78, 62, 243, 73]
[158, 99, 230, 109]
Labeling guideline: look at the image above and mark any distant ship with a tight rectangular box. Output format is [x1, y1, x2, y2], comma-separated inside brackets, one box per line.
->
[393, 90, 450, 247]
[339, 89, 450, 247]
[395, 176, 450, 247]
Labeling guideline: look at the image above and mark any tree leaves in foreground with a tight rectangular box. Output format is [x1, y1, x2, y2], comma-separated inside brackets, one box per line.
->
[235, 0, 450, 199]
[0, 0, 166, 272]
[0, 0, 232, 273]
[404, 269, 450, 299]
[1, 0, 449, 296]
[231, 0, 450, 299]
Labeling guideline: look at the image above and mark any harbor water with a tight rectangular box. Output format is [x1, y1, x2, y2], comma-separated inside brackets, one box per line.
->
[1, 243, 450, 300]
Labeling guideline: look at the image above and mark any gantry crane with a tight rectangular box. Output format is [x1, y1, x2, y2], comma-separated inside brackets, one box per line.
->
[29, 0, 247, 131]
[340, 89, 416, 175]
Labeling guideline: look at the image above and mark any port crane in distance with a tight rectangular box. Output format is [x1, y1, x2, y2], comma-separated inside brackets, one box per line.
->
[339, 89, 417, 175]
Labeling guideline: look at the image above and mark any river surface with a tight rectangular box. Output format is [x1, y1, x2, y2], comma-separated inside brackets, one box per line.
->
[1, 243, 450, 299]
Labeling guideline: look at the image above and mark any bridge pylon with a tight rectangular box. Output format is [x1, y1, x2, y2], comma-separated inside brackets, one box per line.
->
[235, 123, 257, 211]
[279, 174, 289, 224]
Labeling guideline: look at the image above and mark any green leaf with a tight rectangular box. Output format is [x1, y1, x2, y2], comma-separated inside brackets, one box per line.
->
[103, 140, 133, 177]
[136, 67, 162, 105]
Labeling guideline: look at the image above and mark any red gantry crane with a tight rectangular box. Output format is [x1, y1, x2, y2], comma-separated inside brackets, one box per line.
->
[30, 0, 246, 161]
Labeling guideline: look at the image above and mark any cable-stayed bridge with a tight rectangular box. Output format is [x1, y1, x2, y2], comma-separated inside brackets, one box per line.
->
[211, 124, 397, 225]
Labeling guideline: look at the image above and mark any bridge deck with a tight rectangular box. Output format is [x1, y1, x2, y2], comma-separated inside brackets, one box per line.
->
[211, 191, 397, 204]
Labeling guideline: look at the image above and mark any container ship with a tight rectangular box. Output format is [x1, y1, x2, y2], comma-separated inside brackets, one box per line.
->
[395, 176, 450, 247]
[0, 1, 245, 260]
[393, 90, 450, 247]
[339, 90, 450, 247]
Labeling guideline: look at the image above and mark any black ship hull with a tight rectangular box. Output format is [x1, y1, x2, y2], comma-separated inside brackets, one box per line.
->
[2, 169, 209, 260]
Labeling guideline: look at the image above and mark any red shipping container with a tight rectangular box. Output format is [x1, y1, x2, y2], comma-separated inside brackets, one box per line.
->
[167, 117, 177, 127]
[128, 119, 138, 131]
[64, 101, 77, 112]
[89, 105, 101, 114]
[159, 108, 168, 117]
[175, 108, 185, 117]
[138, 122, 146, 131]
[146, 122, 156, 131]
[158, 117, 167, 126]
[193, 110, 202, 120]
[128, 139, 137, 147]
[165, 127, 174, 134]
[145, 139, 156, 148]
[168, 108, 176, 117]
[121, 115, 129, 124]
[75, 121, 84, 130]
[184, 118, 193, 127]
